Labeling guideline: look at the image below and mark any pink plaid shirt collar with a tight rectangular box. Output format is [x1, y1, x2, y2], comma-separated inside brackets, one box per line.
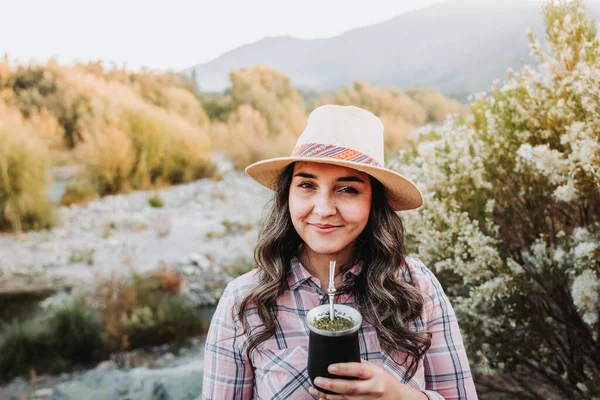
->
[286, 257, 363, 291]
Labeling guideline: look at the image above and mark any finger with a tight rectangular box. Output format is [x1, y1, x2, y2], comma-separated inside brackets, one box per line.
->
[312, 391, 356, 400]
[327, 362, 374, 380]
[309, 386, 333, 399]
[313, 376, 374, 396]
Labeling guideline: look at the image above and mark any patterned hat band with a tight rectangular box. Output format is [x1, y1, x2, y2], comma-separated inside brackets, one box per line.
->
[291, 143, 382, 167]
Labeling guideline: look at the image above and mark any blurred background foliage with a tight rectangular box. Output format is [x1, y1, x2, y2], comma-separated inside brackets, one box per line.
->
[396, 1, 600, 398]
[0, 267, 206, 382]
[0, 57, 460, 233]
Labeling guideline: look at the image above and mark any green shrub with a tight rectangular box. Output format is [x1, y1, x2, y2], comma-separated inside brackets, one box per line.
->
[0, 316, 55, 381]
[47, 301, 106, 364]
[0, 269, 207, 382]
[96, 269, 204, 352]
[68, 246, 95, 265]
[60, 182, 98, 206]
[395, 1, 600, 398]
[148, 194, 164, 208]
[0, 300, 106, 382]
[201, 93, 232, 122]
[127, 294, 204, 348]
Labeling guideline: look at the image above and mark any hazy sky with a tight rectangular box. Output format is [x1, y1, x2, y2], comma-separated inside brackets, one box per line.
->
[1, 0, 456, 71]
[2, 0, 548, 72]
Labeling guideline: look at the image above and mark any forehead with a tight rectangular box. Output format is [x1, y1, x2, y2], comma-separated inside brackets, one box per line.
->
[293, 161, 369, 180]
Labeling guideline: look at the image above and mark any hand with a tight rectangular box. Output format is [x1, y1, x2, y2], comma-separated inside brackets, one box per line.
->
[308, 360, 427, 400]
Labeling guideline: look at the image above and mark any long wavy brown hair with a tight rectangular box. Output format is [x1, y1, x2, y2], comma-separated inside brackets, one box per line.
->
[236, 162, 432, 379]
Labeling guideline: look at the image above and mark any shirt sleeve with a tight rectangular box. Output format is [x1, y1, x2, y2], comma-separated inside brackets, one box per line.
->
[411, 259, 478, 400]
[202, 283, 254, 400]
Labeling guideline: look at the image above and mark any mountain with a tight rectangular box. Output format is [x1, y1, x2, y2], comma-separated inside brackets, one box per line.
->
[185, 0, 600, 96]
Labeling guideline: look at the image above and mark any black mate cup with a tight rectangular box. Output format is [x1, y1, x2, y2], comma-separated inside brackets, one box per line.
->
[306, 304, 362, 395]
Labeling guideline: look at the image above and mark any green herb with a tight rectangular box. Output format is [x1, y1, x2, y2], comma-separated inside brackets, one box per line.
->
[314, 315, 354, 331]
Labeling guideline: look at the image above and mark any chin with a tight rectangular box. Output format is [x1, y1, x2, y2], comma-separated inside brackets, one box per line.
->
[306, 243, 346, 256]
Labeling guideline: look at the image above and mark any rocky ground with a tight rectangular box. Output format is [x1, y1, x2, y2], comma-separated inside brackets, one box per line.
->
[0, 168, 271, 300]
[1, 337, 209, 400]
[0, 168, 272, 399]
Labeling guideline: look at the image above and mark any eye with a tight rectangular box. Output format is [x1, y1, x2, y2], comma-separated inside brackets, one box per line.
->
[297, 181, 315, 190]
[338, 186, 359, 194]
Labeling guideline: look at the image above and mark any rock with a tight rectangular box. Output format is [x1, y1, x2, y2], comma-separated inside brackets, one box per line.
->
[39, 291, 74, 310]
[32, 388, 54, 399]
[0, 277, 71, 298]
[182, 266, 196, 276]
[51, 381, 109, 400]
[182, 282, 220, 307]
[153, 352, 176, 368]
[51, 360, 204, 400]
[94, 360, 117, 373]
[188, 253, 211, 270]
[158, 344, 171, 353]
[151, 216, 171, 237]
[107, 211, 149, 232]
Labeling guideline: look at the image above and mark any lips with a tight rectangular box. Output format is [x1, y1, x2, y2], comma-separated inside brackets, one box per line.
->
[309, 223, 342, 234]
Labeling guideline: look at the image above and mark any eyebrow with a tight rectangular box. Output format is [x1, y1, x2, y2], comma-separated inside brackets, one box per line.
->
[293, 172, 366, 183]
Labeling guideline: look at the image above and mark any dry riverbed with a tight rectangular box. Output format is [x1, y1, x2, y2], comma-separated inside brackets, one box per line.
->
[0, 169, 271, 399]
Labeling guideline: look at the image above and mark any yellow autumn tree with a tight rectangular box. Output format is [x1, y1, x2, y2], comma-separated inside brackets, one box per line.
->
[229, 65, 307, 137]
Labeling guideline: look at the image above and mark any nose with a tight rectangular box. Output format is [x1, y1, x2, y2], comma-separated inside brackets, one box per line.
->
[312, 191, 336, 217]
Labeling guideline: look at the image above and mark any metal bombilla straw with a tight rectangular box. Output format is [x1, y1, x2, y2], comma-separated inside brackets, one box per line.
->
[328, 260, 336, 321]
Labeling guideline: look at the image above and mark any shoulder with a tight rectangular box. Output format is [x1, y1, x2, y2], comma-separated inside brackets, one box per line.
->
[221, 268, 261, 299]
[401, 256, 443, 298]
[211, 269, 261, 325]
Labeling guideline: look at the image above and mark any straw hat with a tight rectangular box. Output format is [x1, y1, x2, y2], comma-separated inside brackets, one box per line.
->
[245, 105, 423, 211]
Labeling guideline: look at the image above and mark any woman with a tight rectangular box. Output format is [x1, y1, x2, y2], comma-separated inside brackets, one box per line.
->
[202, 105, 478, 399]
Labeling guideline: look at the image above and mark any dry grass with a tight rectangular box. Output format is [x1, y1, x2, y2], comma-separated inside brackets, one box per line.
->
[212, 104, 296, 169]
[0, 103, 56, 232]
[149, 267, 181, 294]
[66, 70, 217, 194]
[404, 86, 463, 122]
[79, 123, 135, 195]
[229, 65, 307, 137]
[60, 182, 99, 206]
[1, 57, 218, 200]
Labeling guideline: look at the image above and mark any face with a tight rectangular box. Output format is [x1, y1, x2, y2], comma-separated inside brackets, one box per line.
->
[288, 162, 372, 263]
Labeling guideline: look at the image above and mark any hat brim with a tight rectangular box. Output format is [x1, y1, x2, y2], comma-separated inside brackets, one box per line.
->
[245, 157, 423, 211]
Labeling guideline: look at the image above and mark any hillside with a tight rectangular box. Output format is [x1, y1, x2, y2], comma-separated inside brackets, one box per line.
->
[186, 0, 600, 95]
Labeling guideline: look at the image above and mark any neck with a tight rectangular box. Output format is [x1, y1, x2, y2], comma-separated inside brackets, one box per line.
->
[299, 246, 354, 292]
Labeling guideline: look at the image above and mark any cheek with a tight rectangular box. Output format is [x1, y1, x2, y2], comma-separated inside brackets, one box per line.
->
[346, 198, 371, 228]
[288, 194, 310, 222]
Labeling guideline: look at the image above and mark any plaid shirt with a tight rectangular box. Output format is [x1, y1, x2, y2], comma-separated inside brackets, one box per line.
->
[202, 257, 478, 399]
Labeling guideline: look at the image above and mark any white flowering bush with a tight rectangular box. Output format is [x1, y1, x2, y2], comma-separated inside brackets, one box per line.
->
[392, 1, 599, 398]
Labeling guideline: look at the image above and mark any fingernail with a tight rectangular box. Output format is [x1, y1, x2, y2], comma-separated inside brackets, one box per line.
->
[328, 365, 339, 373]
[314, 377, 324, 385]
